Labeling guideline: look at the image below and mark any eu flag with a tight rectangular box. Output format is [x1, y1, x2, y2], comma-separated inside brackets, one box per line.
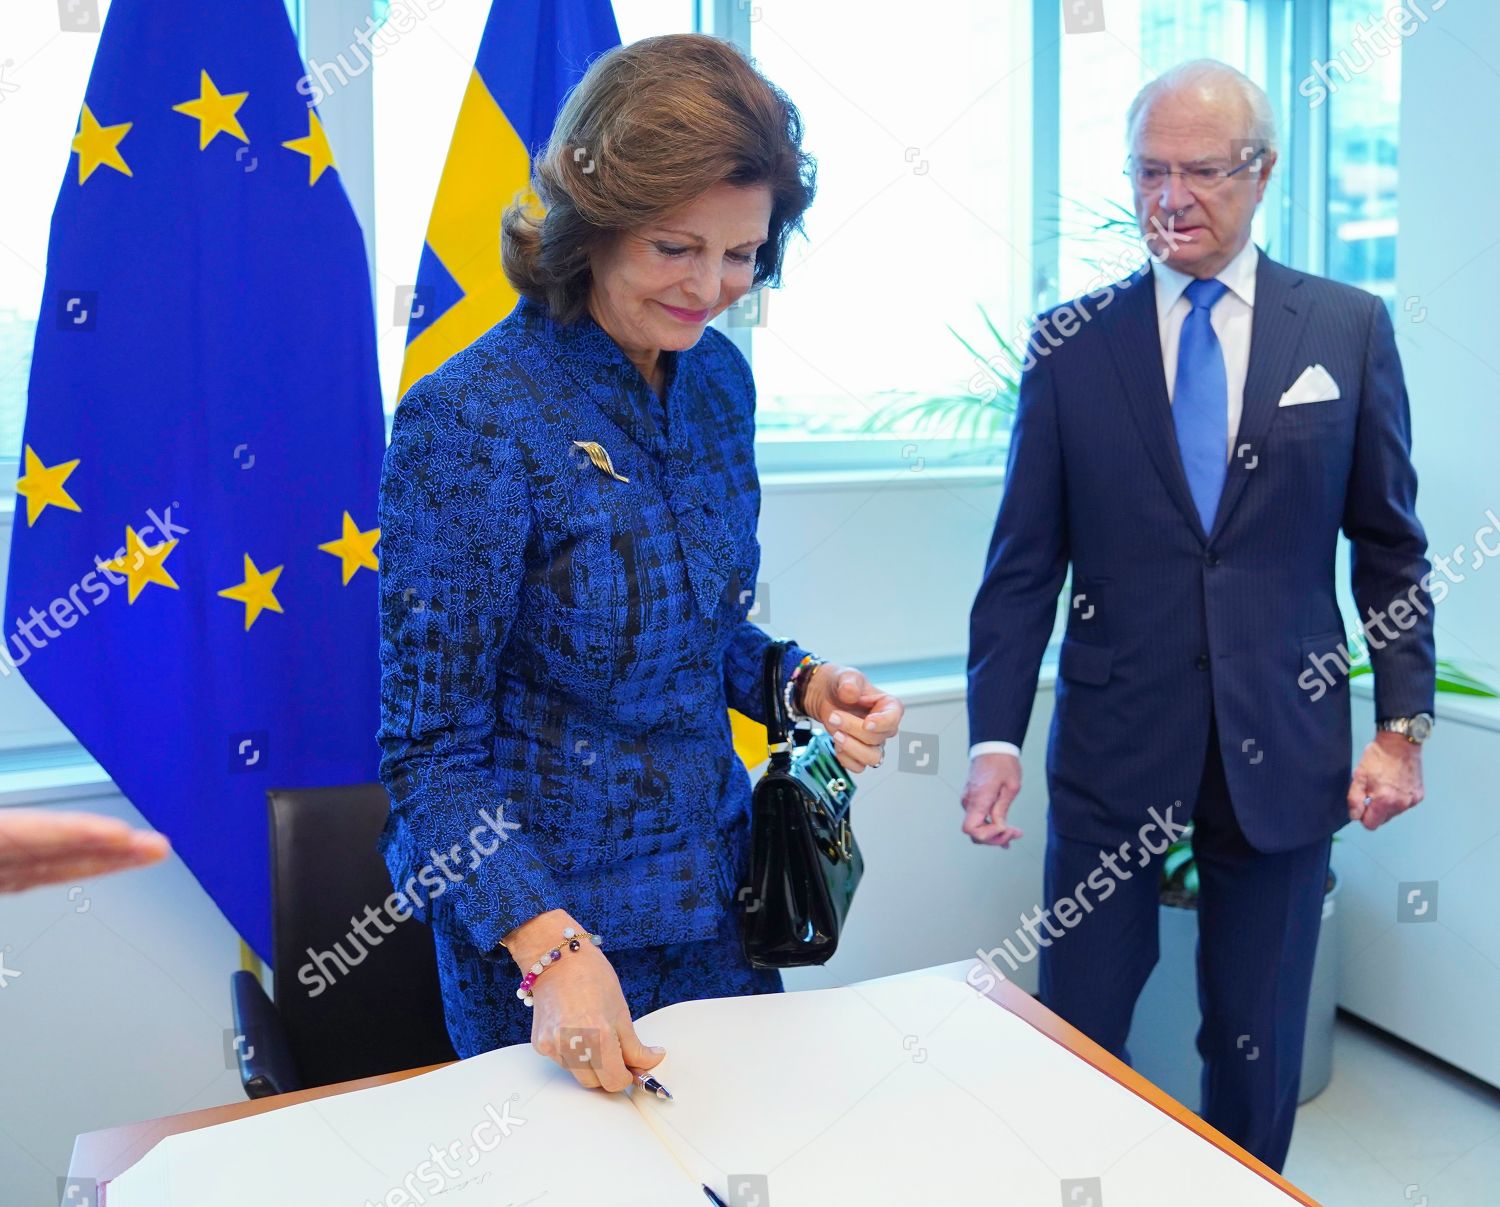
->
[4, 0, 384, 960]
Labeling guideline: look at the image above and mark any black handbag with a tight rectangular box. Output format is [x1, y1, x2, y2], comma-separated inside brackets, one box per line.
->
[737, 640, 865, 968]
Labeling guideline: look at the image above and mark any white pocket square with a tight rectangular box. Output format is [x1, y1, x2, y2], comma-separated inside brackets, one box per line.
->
[1278, 364, 1341, 407]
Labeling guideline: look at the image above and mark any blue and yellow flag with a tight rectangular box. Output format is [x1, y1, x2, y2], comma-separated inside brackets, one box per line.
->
[397, 0, 621, 399]
[4, 0, 384, 959]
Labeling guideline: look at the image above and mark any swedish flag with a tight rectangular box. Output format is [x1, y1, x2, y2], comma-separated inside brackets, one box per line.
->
[397, 0, 621, 399]
[4, 0, 384, 958]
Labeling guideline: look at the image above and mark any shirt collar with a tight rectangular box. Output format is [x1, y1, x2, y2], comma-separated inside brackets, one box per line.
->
[1152, 239, 1259, 314]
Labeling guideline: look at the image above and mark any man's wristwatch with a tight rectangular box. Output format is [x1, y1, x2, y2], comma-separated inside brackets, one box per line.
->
[1378, 713, 1435, 744]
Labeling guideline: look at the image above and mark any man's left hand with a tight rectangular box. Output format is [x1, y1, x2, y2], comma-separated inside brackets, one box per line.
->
[1347, 731, 1425, 830]
[799, 662, 904, 774]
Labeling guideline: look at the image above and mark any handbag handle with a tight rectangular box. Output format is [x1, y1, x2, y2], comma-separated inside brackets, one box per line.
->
[760, 638, 794, 758]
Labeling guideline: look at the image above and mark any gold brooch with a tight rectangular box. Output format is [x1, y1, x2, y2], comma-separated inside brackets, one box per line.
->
[572, 440, 629, 483]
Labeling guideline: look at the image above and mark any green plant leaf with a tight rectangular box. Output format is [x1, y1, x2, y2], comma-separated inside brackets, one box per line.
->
[1348, 656, 1497, 698]
[859, 304, 1022, 446]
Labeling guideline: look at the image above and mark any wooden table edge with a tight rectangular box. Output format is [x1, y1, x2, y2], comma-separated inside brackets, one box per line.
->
[72, 963, 1321, 1205]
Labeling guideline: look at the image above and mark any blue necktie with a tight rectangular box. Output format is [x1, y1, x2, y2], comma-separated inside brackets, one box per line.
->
[1173, 277, 1230, 531]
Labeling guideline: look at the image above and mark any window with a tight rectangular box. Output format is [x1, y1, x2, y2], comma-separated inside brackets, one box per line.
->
[1323, 0, 1400, 309]
[0, 1, 116, 485]
[0, 2, 1400, 759]
[742, 1, 1033, 462]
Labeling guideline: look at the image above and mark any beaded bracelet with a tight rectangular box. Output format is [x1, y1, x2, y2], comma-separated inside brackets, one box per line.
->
[785, 655, 825, 722]
[516, 926, 603, 1007]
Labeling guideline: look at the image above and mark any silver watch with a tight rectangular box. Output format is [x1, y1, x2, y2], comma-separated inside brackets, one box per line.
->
[1378, 713, 1434, 744]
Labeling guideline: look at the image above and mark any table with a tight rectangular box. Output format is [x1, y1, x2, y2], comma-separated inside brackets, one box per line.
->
[69, 964, 1318, 1205]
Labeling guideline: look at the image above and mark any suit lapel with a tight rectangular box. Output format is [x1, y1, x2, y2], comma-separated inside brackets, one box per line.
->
[1208, 255, 1312, 543]
[1104, 264, 1208, 543]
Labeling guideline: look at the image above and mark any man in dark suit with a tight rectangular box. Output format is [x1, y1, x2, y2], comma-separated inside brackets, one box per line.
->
[962, 60, 1435, 1171]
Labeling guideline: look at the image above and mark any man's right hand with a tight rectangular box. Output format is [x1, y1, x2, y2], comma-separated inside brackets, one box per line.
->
[960, 753, 1024, 847]
[505, 912, 665, 1092]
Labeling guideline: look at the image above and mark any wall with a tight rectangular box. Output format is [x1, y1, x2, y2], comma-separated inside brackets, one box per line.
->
[1394, 2, 1500, 670]
[1329, 0, 1500, 1086]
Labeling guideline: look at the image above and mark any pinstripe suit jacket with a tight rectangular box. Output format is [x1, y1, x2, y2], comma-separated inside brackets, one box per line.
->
[377, 296, 808, 958]
[968, 250, 1435, 852]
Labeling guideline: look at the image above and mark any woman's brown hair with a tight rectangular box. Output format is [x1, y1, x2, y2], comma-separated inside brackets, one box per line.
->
[501, 33, 816, 323]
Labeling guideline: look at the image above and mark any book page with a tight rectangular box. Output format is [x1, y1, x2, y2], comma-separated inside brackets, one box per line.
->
[630, 962, 1300, 1205]
[105, 1039, 704, 1206]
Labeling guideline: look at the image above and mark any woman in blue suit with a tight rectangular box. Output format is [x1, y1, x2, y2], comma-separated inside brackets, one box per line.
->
[377, 34, 904, 1093]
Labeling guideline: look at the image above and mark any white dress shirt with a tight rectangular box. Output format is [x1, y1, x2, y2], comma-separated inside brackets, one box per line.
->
[969, 241, 1259, 762]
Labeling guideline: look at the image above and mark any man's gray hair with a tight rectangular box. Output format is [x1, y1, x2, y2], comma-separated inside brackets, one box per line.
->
[1126, 59, 1278, 155]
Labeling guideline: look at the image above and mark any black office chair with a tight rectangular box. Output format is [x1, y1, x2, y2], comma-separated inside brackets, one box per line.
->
[229, 783, 457, 1098]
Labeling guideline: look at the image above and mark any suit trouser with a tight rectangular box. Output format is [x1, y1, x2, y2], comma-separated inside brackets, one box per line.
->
[1037, 712, 1332, 1173]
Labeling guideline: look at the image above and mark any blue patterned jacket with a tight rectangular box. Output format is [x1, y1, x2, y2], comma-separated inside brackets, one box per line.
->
[376, 297, 809, 957]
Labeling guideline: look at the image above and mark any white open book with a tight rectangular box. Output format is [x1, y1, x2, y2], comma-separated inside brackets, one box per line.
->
[104, 961, 1303, 1205]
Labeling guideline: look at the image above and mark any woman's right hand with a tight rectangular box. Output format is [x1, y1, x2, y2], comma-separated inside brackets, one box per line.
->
[506, 914, 666, 1092]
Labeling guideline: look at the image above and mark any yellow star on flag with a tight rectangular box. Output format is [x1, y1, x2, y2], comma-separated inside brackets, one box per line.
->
[217, 554, 284, 630]
[318, 512, 381, 584]
[102, 526, 180, 603]
[71, 104, 133, 185]
[282, 109, 335, 185]
[172, 70, 249, 150]
[14, 445, 82, 527]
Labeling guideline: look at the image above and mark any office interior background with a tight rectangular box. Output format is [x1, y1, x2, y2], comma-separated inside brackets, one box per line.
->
[1, 1, 1497, 1203]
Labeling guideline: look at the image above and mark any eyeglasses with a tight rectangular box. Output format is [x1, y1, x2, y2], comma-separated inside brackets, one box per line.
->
[1124, 148, 1268, 191]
